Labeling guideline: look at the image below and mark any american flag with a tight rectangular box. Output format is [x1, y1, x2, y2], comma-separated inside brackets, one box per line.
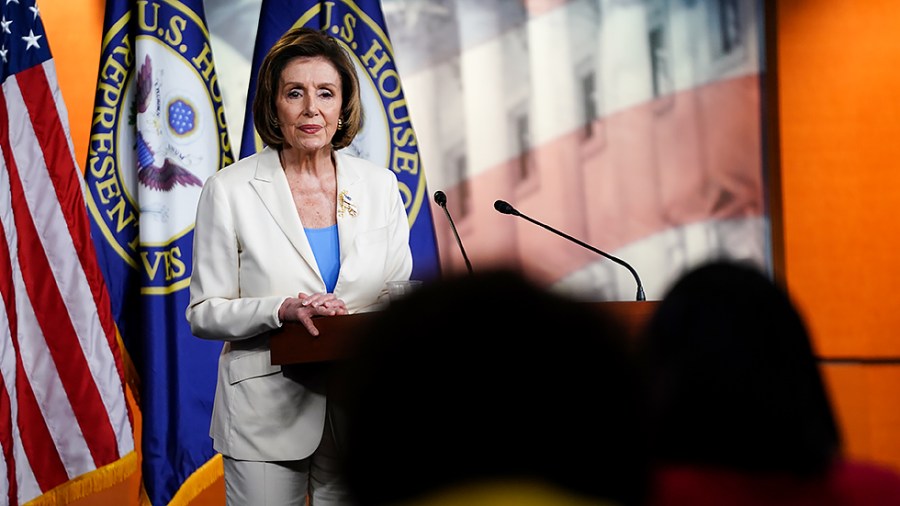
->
[0, 1, 134, 504]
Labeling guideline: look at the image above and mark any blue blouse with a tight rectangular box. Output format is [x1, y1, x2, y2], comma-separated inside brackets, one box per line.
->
[304, 224, 340, 293]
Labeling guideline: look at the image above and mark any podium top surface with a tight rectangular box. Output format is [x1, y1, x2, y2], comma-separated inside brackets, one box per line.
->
[270, 301, 659, 366]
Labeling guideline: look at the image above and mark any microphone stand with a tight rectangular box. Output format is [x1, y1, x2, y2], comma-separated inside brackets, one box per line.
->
[495, 201, 645, 301]
[434, 191, 474, 275]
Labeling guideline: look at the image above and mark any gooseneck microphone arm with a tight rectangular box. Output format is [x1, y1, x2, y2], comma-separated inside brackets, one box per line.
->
[493, 200, 646, 301]
[434, 191, 474, 275]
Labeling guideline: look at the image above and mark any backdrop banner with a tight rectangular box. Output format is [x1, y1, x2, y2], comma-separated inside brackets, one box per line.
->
[84, 0, 234, 503]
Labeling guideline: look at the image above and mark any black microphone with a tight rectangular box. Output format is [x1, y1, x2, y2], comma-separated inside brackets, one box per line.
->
[493, 200, 646, 301]
[434, 191, 474, 275]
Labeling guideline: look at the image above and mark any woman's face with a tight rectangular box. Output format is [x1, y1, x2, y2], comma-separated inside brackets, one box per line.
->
[275, 56, 343, 154]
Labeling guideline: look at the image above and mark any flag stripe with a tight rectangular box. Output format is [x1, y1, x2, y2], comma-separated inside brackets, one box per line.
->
[0, 221, 18, 506]
[0, 79, 72, 494]
[35, 60, 125, 379]
[0, 142, 20, 502]
[20, 62, 132, 463]
[50, 100, 134, 465]
[0, 377, 15, 506]
[10, 66, 121, 471]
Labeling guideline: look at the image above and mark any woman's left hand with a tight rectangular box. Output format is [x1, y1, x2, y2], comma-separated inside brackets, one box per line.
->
[299, 292, 348, 315]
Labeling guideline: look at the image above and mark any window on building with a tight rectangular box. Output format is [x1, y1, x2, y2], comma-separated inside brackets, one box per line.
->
[581, 71, 597, 139]
[514, 112, 534, 182]
[715, 0, 742, 56]
[453, 153, 471, 218]
[649, 25, 672, 98]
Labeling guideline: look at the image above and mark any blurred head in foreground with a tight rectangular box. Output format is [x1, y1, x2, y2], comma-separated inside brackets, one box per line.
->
[640, 259, 840, 475]
[334, 269, 650, 506]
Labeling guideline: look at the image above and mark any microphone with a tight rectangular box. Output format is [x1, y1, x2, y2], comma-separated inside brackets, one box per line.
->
[434, 191, 474, 275]
[493, 200, 646, 301]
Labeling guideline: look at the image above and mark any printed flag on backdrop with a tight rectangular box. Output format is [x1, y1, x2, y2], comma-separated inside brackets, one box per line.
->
[240, 0, 441, 281]
[0, 0, 136, 504]
[84, 0, 233, 504]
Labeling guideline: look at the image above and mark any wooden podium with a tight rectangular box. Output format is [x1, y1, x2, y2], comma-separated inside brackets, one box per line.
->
[270, 300, 659, 366]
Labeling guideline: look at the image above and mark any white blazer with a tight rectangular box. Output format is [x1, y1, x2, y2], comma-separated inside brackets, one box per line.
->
[185, 146, 413, 461]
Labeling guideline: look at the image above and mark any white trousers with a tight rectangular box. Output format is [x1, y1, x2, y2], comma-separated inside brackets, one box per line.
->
[222, 411, 350, 506]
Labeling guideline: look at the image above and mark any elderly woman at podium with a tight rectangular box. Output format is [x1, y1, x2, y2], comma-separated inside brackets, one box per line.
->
[185, 27, 412, 506]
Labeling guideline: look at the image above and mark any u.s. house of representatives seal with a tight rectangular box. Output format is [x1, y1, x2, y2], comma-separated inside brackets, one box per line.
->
[87, 0, 232, 295]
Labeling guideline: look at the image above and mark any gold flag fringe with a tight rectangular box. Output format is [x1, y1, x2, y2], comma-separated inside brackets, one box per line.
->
[168, 453, 224, 506]
[25, 451, 139, 506]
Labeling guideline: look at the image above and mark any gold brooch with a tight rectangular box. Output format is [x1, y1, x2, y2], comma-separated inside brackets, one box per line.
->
[338, 190, 358, 218]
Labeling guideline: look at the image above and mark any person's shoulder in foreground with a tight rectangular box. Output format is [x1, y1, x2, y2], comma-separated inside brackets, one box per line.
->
[334, 268, 651, 506]
[651, 459, 900, 506]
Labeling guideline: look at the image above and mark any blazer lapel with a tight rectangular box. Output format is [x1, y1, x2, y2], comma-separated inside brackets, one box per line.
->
[335, 151, 363, 268]
[248, 148, 320, 276]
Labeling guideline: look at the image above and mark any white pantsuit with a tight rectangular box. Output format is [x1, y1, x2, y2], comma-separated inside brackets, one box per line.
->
[186, 146, 412, 500]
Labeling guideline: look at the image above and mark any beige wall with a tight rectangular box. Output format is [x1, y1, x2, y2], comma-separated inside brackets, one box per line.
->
[778, 0, 900, 470]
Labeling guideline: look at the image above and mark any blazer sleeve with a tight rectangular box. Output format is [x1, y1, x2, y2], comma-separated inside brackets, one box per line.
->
[185, 173, 286, 340]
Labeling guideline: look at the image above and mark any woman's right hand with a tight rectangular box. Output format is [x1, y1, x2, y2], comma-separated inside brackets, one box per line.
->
[278, 292, 348, 336]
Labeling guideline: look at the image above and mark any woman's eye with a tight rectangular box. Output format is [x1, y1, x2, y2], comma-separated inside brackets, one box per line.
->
[287, 89, 301, 99]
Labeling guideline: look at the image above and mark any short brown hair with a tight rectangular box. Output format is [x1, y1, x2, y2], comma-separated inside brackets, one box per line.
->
[253, 27, 362, 150]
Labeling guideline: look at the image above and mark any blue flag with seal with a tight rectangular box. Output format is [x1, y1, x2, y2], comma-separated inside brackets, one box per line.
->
[240, 0, 441, 281]
[84, 0, 233, 504]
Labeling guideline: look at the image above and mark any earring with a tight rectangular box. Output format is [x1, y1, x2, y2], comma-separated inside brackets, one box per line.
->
[337, 117, 343, 130]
